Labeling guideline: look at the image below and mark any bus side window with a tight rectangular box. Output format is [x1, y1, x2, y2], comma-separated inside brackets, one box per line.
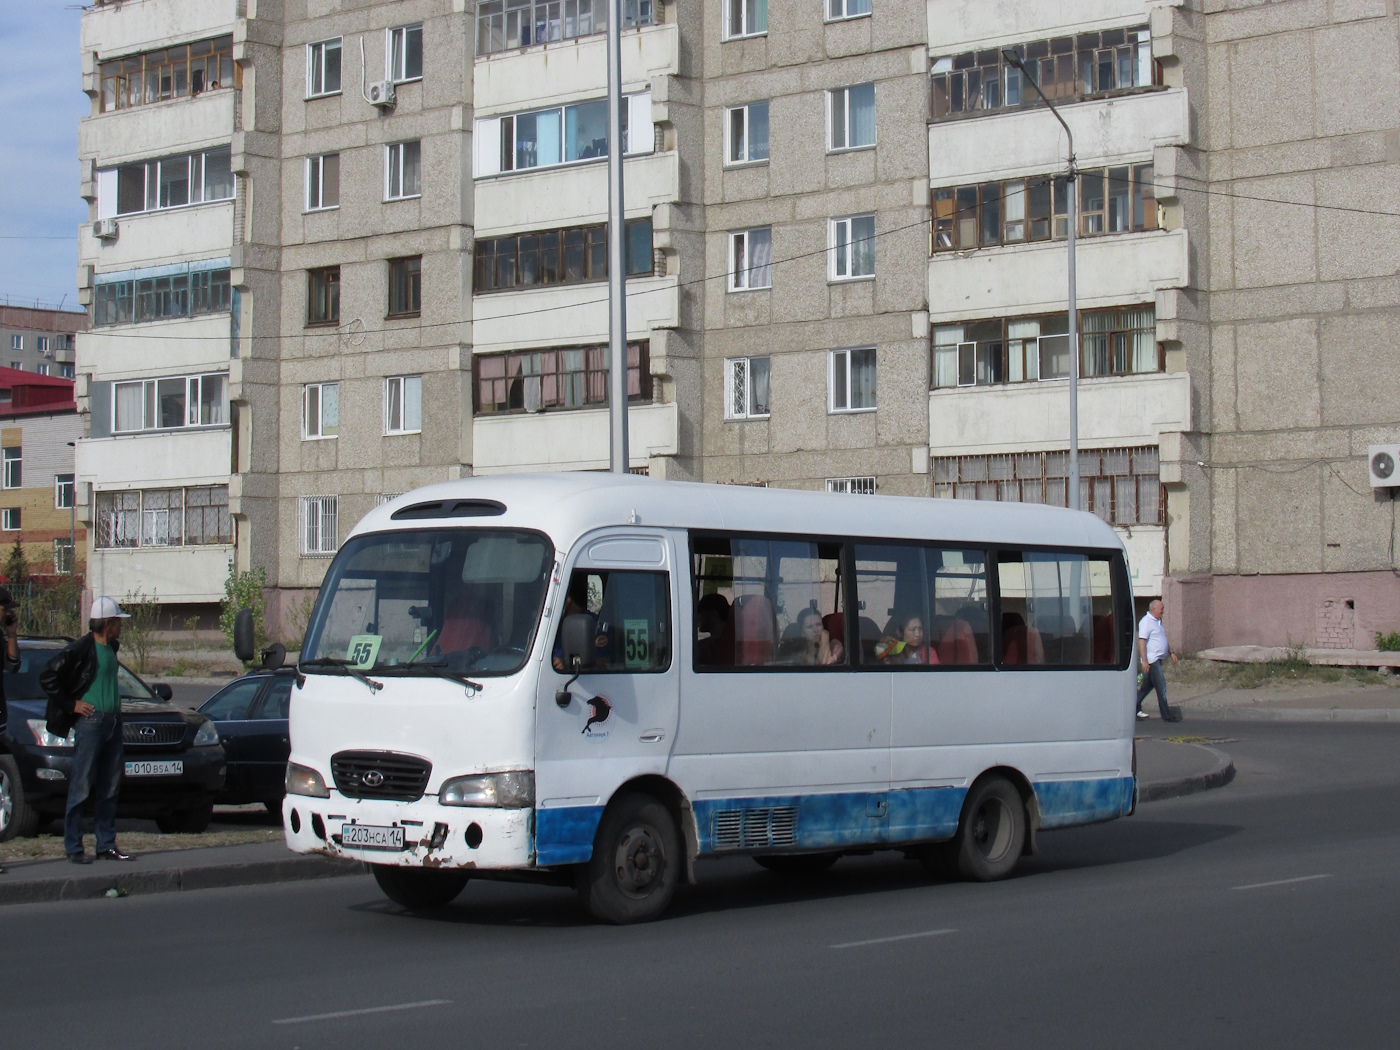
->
[554, 569, 671, 673]
[996, 551, 1115, 666]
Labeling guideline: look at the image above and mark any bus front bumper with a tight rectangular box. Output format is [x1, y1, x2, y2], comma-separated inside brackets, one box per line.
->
[282, 794, 534, 870]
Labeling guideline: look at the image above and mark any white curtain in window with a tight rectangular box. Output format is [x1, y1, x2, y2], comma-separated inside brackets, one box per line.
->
[848, 84, 876, 146]
[932, 326, 962, 389]
[748, 228, 772, 287]
[114, 382, 146, 431]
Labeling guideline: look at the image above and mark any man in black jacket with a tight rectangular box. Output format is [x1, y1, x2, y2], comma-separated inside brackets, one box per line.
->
[40, 597, 134, 864]
[0, 587, 21, 874]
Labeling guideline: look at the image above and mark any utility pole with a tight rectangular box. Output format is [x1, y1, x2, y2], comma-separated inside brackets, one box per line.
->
[606, 0, 629, 474]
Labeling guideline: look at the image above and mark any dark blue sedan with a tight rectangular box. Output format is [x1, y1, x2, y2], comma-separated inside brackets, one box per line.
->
[197, 669, 296, 813]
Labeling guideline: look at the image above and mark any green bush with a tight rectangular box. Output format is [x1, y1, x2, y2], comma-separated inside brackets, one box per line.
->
[220, 564, 268, 655]
[1376, 631, 1400, 653]
[121, 588, 161, 674]
[14, 571, 85, 639]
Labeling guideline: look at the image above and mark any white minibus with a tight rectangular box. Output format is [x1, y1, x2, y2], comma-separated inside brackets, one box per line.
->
[281, 473, 1137, 923]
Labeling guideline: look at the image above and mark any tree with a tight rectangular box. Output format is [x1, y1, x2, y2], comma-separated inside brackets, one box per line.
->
[4, 538, 27, 591]
[220, 563, 268, 655]
[121, 588, 161, 674]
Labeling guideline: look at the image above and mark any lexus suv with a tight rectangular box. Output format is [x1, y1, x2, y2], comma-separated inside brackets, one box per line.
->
[0, 638, 226, 839]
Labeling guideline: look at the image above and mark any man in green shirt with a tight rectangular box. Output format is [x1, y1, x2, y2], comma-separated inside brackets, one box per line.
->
[46, 597, 133, 864]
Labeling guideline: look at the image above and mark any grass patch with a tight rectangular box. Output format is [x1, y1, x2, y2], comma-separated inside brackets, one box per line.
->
[1168, 655, 1394, 690]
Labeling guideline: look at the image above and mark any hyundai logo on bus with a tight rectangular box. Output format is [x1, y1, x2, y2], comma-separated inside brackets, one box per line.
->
[362, 770, 385, 788]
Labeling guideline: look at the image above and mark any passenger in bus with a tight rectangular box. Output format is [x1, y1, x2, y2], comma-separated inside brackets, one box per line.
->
[776, 608, 843, 666]
[552, 574, 610, 671]
[875, 615, 940, 665]
[695, 593, 732, 666]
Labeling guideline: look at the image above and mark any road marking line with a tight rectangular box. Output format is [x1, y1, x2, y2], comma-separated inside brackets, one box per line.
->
[831, 928, 956, 949]
[272, 999, 451, 1025]
[1231, 874, 1332, 892]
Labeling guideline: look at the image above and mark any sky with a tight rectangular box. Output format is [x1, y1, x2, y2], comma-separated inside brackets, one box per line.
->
[0, 2, 89, 310]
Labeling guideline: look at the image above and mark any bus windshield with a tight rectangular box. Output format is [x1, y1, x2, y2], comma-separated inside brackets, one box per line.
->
[301, 528, 554, 678]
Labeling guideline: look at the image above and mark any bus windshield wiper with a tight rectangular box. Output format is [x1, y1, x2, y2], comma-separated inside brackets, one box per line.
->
[299, 656, 383, 693]
[383, 658, 483, 694]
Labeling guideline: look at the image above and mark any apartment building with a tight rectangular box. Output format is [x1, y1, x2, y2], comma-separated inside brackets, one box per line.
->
[0, 369, 84, 576]
[0, 304, 84, 378]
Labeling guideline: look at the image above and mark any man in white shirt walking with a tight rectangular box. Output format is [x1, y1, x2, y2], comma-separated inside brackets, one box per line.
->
[1136, 599, 1181, 722]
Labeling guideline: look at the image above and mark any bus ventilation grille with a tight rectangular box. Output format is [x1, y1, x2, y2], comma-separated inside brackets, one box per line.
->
[713, 807, 798, 850]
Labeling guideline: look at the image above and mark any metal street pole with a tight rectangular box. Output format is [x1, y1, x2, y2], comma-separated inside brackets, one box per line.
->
[606, 0, 630, 474]
[1002, 50, 1079, 511]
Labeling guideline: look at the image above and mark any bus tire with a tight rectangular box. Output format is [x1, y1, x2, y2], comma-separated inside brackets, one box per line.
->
[754, 852, 840, 876]
[951, 777, 1025, 882]
[578, 793, 680, 924]
[372, 864, 470, 910]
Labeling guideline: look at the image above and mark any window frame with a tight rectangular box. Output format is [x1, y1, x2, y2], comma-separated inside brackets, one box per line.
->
[95, 266, 231, 328]
[101, 148, 234, 218]
[385, 140, 423, 201]
[305, 153, 340, 212]
[302, 381, 340, 441]
[2, 447, 21, 489]
[827, 84, 876, 153]
[825, 477, 875, 494]
[829, 213, 876, 282]
[306, 267, 340, 326]
[387, 24, 424, 84]
[387, 256, 422, 318]
[473, 341, 652, 416]
[383, 375, 423, 435]
[55, 473, 75, 510]
[476, 0, 657, 57]
[724, 101, 770, 166]
[8, 335, 20, 351]
[473, 218, 652, 294]
[826, 0, 872, 21]
[1, 508, 19, 532]
[99, 35, 236, 112]
[723, 356, 772, 421]
[828, 347, 876, 414]
[299, 495, 339, 557]
[307, 38, 343, 98]
[728, 227, 773, 292]
[723, 0, 768, 40]
[110, 373, 229, 434]
[551, 567, 674, 676]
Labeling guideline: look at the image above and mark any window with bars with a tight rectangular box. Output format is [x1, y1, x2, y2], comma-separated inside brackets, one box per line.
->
[932, 307, 1159, 389]
[932, 165, 1156, 252]
[930, 25, 1156, 121]
[54, 539, 75, 574]
[473, 219, 652, 293]
[100, 35, 236, 111]
[476, 0, 655, 57]
[94, 487, 231, 548]
[299, 495, 338, 556]
[724, 356, 771, 420]
[933, 446, 1163, 525]
[474, 341, 651, 415]
[826, 477, 876, 494]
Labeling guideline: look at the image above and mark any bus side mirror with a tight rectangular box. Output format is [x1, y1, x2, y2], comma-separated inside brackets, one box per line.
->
[561, 614, 598, 671]
[234, 609, 255, 664]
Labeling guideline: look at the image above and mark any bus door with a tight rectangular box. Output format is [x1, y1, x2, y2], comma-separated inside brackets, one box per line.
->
[533, 529, 680, 866]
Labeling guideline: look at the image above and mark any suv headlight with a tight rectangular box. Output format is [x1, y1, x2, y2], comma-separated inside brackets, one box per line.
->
[286, 762, 330, 798]
[192, 720, 221, 747]
[28, 719, 75, 749]
[439, 770, 534, 808]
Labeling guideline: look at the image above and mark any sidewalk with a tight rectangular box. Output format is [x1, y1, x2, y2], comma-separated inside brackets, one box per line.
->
[1154, 679, 1400, 723]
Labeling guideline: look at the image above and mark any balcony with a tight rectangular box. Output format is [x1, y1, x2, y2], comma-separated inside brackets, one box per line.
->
[472, 274, 677, 353]
[473, 401, 677, 473]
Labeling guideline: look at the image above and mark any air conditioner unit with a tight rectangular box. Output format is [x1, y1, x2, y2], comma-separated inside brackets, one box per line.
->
[92, 218, 118, 240]
[1369, 445, 1400, 488]
[367, 80, 396, 108]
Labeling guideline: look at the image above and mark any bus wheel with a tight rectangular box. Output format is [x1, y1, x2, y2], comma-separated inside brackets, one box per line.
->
[372, 864, 470, 910]
[754, 852, 840, 876]
[578, 793, 680, 924]
[951, 777, 1025, 882]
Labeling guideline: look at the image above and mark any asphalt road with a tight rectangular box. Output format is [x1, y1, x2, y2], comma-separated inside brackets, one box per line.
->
[3, 722, 1397, 1049]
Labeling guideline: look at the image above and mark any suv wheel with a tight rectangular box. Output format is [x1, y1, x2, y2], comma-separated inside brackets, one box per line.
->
[0, 755, 41, 841]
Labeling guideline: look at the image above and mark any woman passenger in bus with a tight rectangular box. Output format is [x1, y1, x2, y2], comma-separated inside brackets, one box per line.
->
[777, 608, 843, 666]
[876, 614, 940, 665]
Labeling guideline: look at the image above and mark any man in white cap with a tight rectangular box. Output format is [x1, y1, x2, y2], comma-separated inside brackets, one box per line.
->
[39, 596, 135, 863]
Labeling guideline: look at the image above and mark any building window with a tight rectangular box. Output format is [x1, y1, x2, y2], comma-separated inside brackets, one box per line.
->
[299, 495, 339, 556]
[307, 39, 342, 97]
[94, 487, 231, 549]
[828, 84, 875, 151]
[99, 35, 235, 111]
[60, 364, 74, 379]
[112, 374, 228, 433]
[101, 148, 234, 217]
[56, 334, 74, 352]
[35, 364, 48, 376]
[55, 474, 74, 509]
[474, 341, 651, 415]
[825, 476, 876, 494]
[307, 267, 340, 325]
[729, 228, 773, 291]
[8, 363, 20, 372]
[8, 336, 19, 351]
[384, 376, 423, 434]
[934, 446, 1163, 526]
[726, 101, 770, 165]
[830, 215, 875, 280]
[930, 25, 1154, 121]
[474, 219, 653, 293]
[184, 486, 231, 544]
[724, 0, 767, 39]
[94, 266, 231, 327]
[387, 257, 422, 317]
[54, 539, 75, 574]
[140, 488, 182, 546]
[829, 347, 876, 413]
[2, 448, 21, 489]
[386, 141, 422, 200]
[1, 509, 19, 531]
[724, 356, 771, 420]
[827, 0, 871, 20]
[932, 165, 1156, 251]
[388, 24, 423, 82]
[476, 0, 655, 56]
[931, 307, 1158, 389]
[477, 93, 652, 176]
[305, 154, 340, 211]
[36, 337, 50, 355]
[303, 382, 339, 440]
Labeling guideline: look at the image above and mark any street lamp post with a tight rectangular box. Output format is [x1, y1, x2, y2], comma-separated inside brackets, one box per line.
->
[1001, 49, 1080, 511]
[605, 0, 630, 474]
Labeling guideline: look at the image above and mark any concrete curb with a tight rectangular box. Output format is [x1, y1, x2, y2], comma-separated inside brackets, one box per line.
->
[0, 854, 365, 907]
[1184, 707, 1400, 723]
[1137, 743, 1235, 803]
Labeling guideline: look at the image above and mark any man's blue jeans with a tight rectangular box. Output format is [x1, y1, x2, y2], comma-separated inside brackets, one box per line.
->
[64, 711, 123, 856]
[1136, 659, 1171, 719]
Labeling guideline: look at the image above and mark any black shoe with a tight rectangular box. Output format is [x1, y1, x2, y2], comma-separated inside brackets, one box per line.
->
[67, 852, 93, 865]
[96, 848, 134, 862]
[1163, 713, 1183, 723]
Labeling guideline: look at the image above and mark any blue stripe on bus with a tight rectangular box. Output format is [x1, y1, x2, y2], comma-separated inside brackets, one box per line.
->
[533, 776, 1135, 865]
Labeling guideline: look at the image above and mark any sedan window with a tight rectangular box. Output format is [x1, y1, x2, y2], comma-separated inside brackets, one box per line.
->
[202, 678, 264, 720]
[258, 677, 294, 720]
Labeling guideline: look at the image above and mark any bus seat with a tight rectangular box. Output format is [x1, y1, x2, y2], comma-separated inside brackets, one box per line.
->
[938, 618, 978, 665]
[1092, 614, 1115, 665]
[822, 612, 844, 644]
[733, 594, 777, 665]
[858, 616, 882, 662]
[437, 591, 492, 654]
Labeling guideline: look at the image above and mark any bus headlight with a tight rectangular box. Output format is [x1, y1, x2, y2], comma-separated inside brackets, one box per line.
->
[439, 770, 534, 808]
[286, 762, 330, 798]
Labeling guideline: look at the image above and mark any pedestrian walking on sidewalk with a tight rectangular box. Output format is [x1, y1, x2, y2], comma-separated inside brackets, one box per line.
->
[39, 597, 137, 865]
[1136, 599, 1181, 722]
[0, 587, 23, 874]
